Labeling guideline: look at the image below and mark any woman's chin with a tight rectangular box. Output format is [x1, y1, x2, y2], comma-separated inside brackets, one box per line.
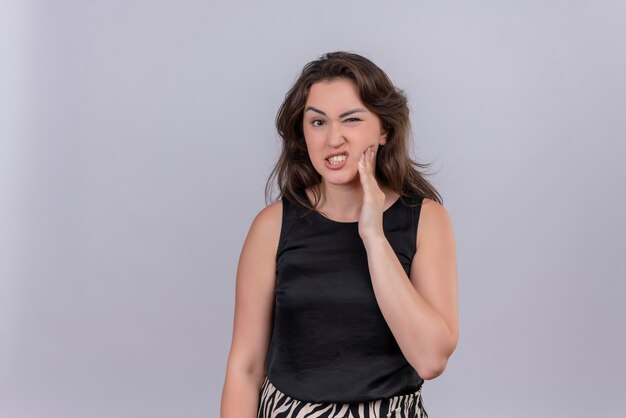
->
[322, 171, 360, 185]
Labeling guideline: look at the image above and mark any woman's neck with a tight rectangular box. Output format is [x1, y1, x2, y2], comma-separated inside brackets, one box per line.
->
[306, 182, 394, 220]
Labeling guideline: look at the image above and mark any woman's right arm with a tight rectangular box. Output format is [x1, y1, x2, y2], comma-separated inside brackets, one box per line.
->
[220, 200, 282, 418]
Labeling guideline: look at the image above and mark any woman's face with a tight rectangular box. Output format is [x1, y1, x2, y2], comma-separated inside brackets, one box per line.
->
[302, 78, 387, 186]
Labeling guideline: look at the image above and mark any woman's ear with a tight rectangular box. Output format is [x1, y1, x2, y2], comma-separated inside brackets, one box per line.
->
[380, 131, 388, 146]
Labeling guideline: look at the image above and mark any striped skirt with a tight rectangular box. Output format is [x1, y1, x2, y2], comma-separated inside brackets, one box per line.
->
[257, 376, 429, 418]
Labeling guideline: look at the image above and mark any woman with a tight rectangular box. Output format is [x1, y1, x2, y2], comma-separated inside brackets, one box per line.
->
[221, 51, 458, 418]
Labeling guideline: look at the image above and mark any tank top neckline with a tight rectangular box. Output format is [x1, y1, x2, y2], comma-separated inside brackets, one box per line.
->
[306, 194, 404, 225]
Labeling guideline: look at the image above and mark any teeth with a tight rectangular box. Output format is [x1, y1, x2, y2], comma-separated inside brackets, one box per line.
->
[327, 155, 347, 164]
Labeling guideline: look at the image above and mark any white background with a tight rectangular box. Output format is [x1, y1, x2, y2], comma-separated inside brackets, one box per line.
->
[1, 1, 625, 417]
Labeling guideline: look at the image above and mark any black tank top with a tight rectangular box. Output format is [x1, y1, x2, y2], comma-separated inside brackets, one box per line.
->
[264, 193, 426, 403]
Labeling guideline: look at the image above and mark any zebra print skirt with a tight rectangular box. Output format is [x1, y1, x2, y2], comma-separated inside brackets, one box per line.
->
[257, 376, 429, 418]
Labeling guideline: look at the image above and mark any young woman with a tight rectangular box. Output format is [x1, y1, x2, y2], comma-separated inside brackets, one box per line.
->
[221, 51, 458, 418]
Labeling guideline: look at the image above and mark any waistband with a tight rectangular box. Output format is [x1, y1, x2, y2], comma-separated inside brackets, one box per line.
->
[258, 376, 425, 418]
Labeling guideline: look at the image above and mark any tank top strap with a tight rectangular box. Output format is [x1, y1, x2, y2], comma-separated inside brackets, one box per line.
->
[276, 195, 305, 260]
[410, 194, 426, 255]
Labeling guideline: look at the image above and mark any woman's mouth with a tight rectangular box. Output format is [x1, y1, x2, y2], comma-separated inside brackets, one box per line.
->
[325, 154, 348, 170]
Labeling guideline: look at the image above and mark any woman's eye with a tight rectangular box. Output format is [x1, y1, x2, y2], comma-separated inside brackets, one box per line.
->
[310, 118, 360, 127]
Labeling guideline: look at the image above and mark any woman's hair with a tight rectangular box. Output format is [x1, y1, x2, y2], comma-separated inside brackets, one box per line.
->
[265, 51, 443, 214]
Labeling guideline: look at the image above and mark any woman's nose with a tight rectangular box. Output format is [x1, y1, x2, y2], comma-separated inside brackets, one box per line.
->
[327, 121, 345, 146]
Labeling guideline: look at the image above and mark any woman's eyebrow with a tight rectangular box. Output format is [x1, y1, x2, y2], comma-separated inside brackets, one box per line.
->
[304, 106, 366, 118]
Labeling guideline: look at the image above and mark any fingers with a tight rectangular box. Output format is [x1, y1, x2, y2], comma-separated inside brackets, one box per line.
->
[358, 146, 376, 192]
[358, 146, 375, 170]
[366, 146, 376, 173]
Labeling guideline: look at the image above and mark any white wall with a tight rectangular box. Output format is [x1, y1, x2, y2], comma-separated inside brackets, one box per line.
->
[1, 1, 625, 417]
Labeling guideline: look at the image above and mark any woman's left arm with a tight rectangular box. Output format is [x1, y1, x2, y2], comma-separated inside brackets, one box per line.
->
[363, 200, 458, 380]
[358, 146, 459, 380]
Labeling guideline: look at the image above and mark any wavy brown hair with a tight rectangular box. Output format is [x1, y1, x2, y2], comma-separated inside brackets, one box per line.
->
[265, 51, 443, 215]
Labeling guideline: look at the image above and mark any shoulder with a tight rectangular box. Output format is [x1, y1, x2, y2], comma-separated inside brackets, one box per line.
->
[416, 197, 455, 250]
[249, 198, 283, 239]
[239, 198, 284, 271]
